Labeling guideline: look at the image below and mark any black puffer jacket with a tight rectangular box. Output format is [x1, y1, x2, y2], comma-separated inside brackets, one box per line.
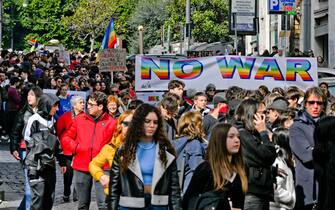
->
[10, 104, 36, 153]
[109, 144, 182, 210]
[235, 121, 276, 200]
[23, 93, 59, 177]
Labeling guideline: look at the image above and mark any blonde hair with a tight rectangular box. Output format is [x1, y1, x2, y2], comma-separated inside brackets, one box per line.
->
[177, 111, 205, 141]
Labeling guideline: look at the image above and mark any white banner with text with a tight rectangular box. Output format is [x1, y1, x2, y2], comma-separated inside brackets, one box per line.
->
[135, 55, 318, 91]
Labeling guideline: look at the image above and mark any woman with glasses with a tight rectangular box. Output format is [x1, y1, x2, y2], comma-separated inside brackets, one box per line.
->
[109, 104, 181, 210]
[89, 110, 133, 195]
[289, 87, 326, 210]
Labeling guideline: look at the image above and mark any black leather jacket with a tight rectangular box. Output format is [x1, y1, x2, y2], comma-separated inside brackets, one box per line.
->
[109, 144, 182, 210]
[235, 121, 276, 200]
[10, 104, 35, 153]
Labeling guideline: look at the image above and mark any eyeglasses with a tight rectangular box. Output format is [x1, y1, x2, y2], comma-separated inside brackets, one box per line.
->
[121, 121, 130, 127]
[306, 101, 323, 106]
[87, 102, 98, 107]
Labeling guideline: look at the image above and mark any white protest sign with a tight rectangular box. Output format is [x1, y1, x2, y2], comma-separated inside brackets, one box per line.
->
[135, 55, 318, 91]
[136, 91, 165, 106]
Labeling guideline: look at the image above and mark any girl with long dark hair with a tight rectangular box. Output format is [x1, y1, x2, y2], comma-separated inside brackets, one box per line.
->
[182, 123, 248, 210]
[109, 104, 181, 210]
[270, 128, 295, 210]
[235, 99, 276, 210]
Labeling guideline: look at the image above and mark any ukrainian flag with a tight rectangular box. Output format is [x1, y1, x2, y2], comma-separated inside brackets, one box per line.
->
[101, 17, 117, 49]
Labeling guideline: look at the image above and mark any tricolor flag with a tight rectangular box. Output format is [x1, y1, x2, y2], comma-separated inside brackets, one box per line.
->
[101, 17, 117, 49]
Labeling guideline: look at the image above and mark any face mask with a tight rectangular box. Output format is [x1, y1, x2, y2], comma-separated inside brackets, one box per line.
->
[218, 103, 229, 114]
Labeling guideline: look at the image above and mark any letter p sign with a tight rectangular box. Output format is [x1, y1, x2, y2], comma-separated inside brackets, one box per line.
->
[269, 0, 279, 11]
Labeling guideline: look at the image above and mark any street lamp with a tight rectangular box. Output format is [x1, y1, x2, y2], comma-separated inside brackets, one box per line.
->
[138, 25, 144, 54]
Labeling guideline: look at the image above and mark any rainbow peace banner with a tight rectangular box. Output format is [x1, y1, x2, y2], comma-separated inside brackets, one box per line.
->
[101, 17, 117, 49]
[135, 55, 318, 91]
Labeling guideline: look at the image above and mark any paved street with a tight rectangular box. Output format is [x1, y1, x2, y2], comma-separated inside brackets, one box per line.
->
[0, 143, 99, 210]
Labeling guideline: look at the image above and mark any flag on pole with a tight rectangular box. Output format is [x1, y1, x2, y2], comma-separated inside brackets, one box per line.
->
[30, 41, 38, 52]
[101, 17, 117, 49]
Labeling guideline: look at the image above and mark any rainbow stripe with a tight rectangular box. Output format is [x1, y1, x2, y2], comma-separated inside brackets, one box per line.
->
[217, 57, 255, 79]
[173, 60, 203, 79]
[254, 59, 284, 80]
[101, 17, 117, 49]
[286, 59, 313, 81]
[141, 57, 169, 80]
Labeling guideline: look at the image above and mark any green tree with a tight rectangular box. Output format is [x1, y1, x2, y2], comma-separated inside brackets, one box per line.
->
[127, 0, 170, 54]
[14, 0, 79, 50]
[61, 0, 137, 52]
[166, 0, 230, 44]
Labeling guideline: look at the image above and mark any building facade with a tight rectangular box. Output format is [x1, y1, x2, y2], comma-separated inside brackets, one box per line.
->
[245, 0, 335, 68]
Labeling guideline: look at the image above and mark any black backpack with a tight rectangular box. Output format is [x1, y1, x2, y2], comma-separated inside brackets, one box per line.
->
[187, 191, 230, 210]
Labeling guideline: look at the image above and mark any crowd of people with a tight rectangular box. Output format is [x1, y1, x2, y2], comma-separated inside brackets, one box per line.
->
[0, 48, 334, 210]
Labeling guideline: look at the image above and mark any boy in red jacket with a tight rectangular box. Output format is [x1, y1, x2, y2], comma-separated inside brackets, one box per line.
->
[62, 92, 116, 210]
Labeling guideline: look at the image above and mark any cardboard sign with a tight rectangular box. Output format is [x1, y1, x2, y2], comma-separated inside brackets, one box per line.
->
[99, 49, 127, 72]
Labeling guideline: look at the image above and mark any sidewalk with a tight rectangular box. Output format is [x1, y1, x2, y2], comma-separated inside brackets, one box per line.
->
[0, 143, 99, 210]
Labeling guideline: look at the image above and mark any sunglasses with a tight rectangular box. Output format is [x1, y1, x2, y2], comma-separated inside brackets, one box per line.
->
[306, 100, 323, 105]
[121, 121, 130, 127]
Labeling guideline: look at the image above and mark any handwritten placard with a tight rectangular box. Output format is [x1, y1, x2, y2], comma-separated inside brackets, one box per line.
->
[99, 48, 127, 72]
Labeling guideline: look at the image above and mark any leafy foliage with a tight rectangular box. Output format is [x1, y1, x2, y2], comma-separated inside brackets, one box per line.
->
[166, 0, 230, 43]
[126, 0, 169, 54]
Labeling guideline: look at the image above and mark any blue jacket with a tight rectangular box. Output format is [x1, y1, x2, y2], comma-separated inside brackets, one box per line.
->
[172, 136, 207, 194]
[289, 111, 318, 207]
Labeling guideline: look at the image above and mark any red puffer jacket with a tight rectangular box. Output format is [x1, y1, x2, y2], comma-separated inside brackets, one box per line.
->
[56, 111, 75, 155]
[62, 112, 116, 171]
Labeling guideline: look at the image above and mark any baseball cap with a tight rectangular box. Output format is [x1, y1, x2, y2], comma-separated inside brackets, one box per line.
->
[213, 92, 227, 107]
[268, 97, 288, 112]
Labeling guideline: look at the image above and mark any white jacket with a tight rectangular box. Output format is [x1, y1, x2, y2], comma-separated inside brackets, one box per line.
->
[270, 156, 296, 210]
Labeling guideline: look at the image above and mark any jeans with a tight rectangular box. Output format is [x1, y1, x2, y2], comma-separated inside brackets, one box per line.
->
[74, 170, 107, 210]
[18, 150, 31, 210]
[119, 194, 168, 210]
[244, 193, 270, 210]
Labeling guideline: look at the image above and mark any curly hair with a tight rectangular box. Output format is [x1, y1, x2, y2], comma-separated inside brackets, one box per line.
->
[119, 103, 176, 173]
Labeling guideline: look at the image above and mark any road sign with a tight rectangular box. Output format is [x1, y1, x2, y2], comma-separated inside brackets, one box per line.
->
[269, 0, 296, 14]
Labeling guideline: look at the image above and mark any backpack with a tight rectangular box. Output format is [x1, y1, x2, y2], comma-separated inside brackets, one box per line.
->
[187, 191, 230, 210]
[173, 136, 207, 194]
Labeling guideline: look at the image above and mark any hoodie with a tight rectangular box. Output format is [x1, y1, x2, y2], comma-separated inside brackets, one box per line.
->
[23, 93, 60, 177]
